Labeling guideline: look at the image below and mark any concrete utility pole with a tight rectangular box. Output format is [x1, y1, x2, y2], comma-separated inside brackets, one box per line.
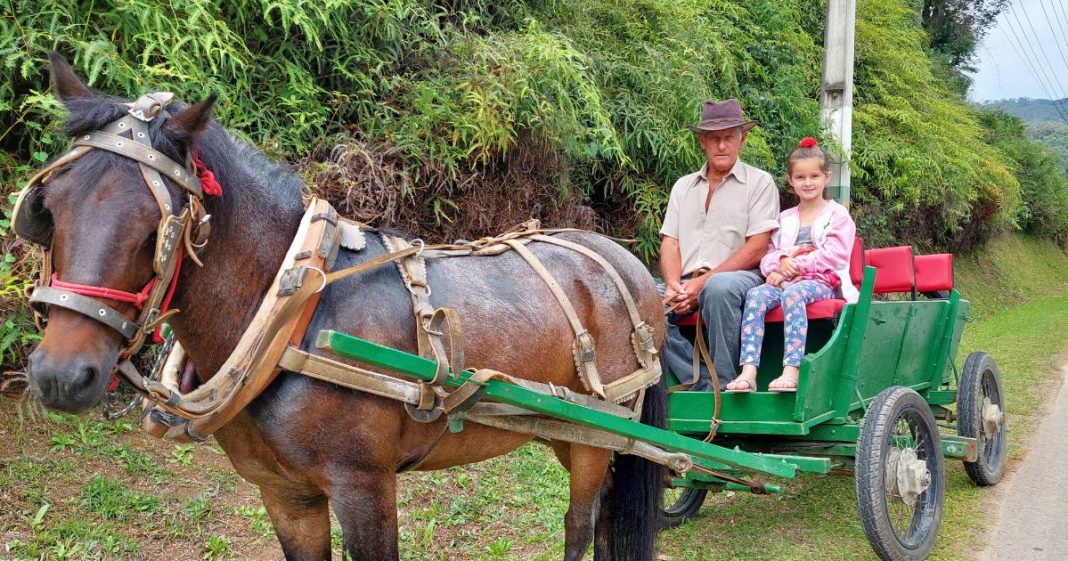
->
[821, 0, 856, 206]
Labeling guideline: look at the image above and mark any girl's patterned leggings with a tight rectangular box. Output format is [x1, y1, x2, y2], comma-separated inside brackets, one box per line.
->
[739, 280, 836, 367]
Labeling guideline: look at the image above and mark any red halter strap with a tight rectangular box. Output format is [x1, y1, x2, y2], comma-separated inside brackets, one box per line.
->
[50, 273, 156, 309]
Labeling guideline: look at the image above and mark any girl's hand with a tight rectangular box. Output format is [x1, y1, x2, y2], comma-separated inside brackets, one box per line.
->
[766, 272, 785, 287]
[779, 256, 800, 278]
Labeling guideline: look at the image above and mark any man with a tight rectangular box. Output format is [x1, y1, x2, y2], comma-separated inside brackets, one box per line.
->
[660, 99, 780, 391]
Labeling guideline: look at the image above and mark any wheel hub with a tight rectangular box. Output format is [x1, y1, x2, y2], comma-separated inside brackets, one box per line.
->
[885, 447, 931, 507]
[981, 397, 1004, 439]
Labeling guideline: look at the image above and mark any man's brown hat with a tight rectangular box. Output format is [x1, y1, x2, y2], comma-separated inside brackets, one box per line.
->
[688, 99, 759, 133]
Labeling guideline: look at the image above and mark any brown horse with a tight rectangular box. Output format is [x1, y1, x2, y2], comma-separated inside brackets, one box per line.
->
[23, 55, 667, 560]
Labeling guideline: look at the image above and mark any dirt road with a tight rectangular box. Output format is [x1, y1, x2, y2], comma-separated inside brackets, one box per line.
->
[980, 360, 1068, 561]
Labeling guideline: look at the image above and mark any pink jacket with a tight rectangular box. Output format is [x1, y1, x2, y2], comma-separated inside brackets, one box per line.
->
[760, 200, 859, 303]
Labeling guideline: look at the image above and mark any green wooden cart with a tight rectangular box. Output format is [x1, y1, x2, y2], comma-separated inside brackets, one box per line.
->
[660, 247, 1006, 561]
[313, 247, 1004, 561]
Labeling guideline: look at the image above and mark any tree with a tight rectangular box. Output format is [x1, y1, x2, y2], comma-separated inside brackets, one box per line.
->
[920, 0, 1009, 72]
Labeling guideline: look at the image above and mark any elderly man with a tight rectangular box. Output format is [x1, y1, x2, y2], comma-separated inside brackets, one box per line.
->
[660, 99, 780, 391]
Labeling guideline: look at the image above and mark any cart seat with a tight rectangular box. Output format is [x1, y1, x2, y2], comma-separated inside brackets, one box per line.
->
[673, 237, 864, 326]
[864, 246, 915, 296]
[915, 253, 954, 292]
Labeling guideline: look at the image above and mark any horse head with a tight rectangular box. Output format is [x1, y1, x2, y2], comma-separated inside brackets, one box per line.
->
[21, 53, 216, 413]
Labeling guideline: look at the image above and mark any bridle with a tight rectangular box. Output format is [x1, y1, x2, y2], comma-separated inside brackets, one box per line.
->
[12, 92, 215, 372]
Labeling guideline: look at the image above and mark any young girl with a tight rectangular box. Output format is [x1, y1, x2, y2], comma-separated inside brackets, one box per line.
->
[725, 137, 857, 393]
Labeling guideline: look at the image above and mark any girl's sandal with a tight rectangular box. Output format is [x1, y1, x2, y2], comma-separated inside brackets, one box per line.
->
[724, 378, 757, 394]
[768, 377, 798, 393]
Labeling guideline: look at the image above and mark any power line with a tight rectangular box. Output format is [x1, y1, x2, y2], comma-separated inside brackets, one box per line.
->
[1000, 7, 1068, 125]
[1052, 0, 1068, 64]
[1041, 0, 1068, 73]
[1017, 1, 1068, 101]
[1005, 4, 1068, 123]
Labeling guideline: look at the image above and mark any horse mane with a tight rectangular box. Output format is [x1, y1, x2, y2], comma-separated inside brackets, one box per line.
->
[57, 95, 305, 219]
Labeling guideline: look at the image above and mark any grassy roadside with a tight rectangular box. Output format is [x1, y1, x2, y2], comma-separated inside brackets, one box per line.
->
[2, 234, 1067, 560]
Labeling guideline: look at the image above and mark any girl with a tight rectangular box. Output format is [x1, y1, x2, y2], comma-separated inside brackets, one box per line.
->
[724, 137, 857, 393]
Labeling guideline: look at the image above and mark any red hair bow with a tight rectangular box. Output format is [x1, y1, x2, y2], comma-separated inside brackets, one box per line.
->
[798, 136, 818, 148]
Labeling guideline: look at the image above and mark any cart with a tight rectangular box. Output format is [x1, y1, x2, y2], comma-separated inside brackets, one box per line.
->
[660, 245, 1006, 561]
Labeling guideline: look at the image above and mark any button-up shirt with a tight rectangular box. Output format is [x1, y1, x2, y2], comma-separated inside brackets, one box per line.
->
[660, 159, 780, 276]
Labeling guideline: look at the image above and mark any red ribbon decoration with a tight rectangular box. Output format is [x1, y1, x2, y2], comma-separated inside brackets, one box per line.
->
[192, 151, 223, 197]
[798, 136, 819, 148]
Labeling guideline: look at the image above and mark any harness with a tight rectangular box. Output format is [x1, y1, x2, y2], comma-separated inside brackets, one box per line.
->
[13, 96, 662, 444]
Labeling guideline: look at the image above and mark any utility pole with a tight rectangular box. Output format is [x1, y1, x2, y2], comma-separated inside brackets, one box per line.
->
[821, 0, 856, 206]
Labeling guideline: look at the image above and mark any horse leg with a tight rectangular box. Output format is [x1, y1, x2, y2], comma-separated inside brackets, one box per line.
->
[329, 470, 400, 561]
[552, 442, 612, 561]
[259, 485, 332, 561]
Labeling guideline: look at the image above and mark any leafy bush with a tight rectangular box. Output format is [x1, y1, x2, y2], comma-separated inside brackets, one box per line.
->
[978, 110, 1068, 244]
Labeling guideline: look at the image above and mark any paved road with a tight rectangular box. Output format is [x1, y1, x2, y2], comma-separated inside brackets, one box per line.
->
[980, 360, 1068, 561]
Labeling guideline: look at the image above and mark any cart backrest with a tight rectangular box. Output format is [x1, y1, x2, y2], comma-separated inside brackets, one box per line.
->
[849, 237, 864, 288]
[864, 246, 916, 297]
[914, 253, 954, 293]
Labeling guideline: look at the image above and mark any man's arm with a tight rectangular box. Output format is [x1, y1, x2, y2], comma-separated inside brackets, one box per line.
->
[706, 231, 771, 275]
[673, 231, 771, 313]
[659, 235, 685, 298]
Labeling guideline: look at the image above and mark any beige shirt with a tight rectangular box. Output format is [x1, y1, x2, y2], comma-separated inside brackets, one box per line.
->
[660, 160, 780, 276]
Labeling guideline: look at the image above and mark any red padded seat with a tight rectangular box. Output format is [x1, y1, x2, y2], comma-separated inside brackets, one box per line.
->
[765, 298, 845, 322]
[914, 253, 954, 292]
[864, 246, 916, 294]
[849, 237, 864, 287]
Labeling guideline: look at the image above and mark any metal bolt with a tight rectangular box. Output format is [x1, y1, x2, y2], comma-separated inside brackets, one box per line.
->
[98, 309, 106, 317]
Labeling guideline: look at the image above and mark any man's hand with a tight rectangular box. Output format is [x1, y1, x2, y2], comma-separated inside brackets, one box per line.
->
[673, 274, 708, 315]
[779, 255, 800, 278]
[766, 271, 786, 287]
[663, 280, 688, 312]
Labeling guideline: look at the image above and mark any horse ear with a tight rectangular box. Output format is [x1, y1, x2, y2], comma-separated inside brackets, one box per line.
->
[163, 93, 218, 146]
[48, 52, 93, 101]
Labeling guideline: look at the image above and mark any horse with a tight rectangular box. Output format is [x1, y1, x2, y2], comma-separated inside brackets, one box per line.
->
[20, 54, 667, 561]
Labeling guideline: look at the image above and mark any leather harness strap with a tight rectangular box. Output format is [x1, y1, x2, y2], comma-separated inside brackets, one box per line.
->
[693, 319, 723, 442]
[502, 238, 607, 399]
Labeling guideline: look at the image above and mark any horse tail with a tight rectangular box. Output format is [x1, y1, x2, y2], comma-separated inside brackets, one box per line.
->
[599, 379, 666, 561]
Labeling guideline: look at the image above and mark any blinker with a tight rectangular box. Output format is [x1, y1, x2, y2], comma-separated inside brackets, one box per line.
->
[12, 182, 54, 247]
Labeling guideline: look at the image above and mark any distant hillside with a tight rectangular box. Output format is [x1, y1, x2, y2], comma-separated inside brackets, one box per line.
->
[987, 98, 1068, 123]
[984, 99, 1068, 170]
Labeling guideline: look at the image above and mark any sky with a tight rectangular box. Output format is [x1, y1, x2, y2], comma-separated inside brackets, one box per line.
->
[968, 0, 1068, 102]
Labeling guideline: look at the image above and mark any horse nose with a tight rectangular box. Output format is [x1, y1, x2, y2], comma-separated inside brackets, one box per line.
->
[28, 349, 103, 413]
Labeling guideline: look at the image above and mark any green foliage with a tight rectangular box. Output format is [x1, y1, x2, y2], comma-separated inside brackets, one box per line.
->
[984, 98, 1068, 171]
[978, 110, 1068, 243]
[850, 0, 1020, 248]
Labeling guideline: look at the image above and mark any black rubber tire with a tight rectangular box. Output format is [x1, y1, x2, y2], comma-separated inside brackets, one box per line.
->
[958, 351, 1006, 487]
[856, 386, 946, 561]
[659, 487, 707, 530]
